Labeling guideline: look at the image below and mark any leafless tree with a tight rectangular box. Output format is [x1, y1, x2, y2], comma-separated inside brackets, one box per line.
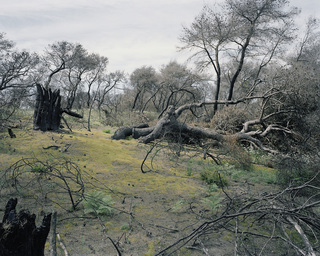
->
[179, 0, 299, 115]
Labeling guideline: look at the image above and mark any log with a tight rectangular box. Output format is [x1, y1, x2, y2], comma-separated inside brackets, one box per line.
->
[0, 198, 52, 256]
[112, 105, 277, 153]
[111, 123, 149, 140]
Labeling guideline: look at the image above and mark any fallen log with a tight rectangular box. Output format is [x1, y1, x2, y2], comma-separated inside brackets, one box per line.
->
[112, 105, 278, 153]
[111, 123, 149, 140]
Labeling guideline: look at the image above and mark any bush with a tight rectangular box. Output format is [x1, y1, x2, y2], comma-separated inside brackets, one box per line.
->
[83, 190, 114, 216]
[222, 137, 253, 170]
[200, 169, 228, 188]
[102, 129, 111, 134]
[275, 154, 320, 195]
[210, 106, 249, 133]
[201, 193, 223, 211]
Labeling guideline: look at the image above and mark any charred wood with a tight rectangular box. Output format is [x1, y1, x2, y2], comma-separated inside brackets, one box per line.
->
[0, 198, 51, 256]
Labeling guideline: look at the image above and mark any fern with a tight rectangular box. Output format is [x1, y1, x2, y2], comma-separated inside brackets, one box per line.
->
[83, 191, 114, 216]
[201, 193, 223, 211]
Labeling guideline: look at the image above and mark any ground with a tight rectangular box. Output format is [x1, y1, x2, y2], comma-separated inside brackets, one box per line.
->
[0, 126, 278, 256]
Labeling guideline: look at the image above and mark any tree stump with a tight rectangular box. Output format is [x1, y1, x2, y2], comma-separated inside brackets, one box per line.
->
[33, 84, 83, 132]
[0, 198, 52, 256]
[33, 84, 62, 131]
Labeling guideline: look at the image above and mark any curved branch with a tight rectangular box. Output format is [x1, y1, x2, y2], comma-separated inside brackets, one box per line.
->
[158, 89, 197, 118]
[62, 109, 83, 118]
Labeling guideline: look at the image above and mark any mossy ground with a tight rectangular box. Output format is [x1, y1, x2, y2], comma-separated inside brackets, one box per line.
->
[0, 124, 280, 255]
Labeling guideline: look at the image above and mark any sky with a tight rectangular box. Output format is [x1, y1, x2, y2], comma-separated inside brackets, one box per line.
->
[0, 0, 319, 74]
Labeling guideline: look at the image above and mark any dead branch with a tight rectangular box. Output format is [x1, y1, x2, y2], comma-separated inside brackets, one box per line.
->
[154, 181, 320, 255]
[57, 234, 69, 256]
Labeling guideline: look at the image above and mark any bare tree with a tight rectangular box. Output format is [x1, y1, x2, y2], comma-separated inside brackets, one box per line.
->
[130, 66, 159, 112]
[96, 70, 126, 111]
[0, 33, 39, 130]
[180, 0, 298, 115]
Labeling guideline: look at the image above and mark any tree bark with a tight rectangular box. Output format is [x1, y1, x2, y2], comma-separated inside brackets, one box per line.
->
[0, 198, 52, 256]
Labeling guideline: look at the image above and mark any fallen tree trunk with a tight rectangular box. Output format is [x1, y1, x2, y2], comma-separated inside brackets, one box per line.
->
[111, 123, 149, 140]
[0, 198, 52, 256]
[112, 105, 280, 153]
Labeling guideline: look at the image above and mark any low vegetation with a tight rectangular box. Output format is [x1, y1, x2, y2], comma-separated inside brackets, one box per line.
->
[1, 110, 320, 255]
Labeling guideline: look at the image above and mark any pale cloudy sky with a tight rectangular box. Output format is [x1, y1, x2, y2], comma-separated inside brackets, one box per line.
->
[0, 0, 319, 73]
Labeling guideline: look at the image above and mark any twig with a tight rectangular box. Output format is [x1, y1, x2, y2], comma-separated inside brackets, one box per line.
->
[198, 238, 211, 256]
[57, 233, 69, 256]
[50, 211, 57, 256]
[234, 216, 238, 256]
[141, 142, 158, 173]
[43, 145, 59, 150]
[287, 216, 316, 256]
[61, 116, 72, 132]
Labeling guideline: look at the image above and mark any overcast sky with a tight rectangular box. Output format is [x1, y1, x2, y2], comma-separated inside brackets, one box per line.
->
[0, 0, 319, 73]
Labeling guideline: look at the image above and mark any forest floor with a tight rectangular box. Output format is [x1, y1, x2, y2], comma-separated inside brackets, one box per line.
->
[0, 125, 278, 256]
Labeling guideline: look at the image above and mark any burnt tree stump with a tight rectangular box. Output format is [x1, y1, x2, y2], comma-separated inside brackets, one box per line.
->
[33, 84, 83, 132]
[33, 84, 62, 131]
[0, 198, 52, 256]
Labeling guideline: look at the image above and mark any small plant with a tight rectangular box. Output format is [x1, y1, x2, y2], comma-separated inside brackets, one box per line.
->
[102, 129, 111, 134]
[186, 166, 193, 176]
[121, 223, 131, 231]
[83, 190, 114, 216]
[207, 183, 219, 193]
[30, 165, 47, 173]
[201, 193, 223, 211]
[172, 200, 185, 212]
[200, 169, 228, 188]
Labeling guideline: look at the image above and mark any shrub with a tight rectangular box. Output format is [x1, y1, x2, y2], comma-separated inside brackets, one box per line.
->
[121, 223, 131, 231]
[30, 165, 47, 173]
[102, 129, 111, 134]
[210, 106, 249, 133]
[222, 137, 253, 170]
[275, 154, 320, 195]
[83, 191, 114, 216]
[201, 193, 223, 211]
[200, 169, 228, 188]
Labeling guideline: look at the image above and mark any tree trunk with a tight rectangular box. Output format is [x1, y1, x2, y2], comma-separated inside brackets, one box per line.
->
[33, 84, 62, 131]
[0, 198, 52, 256]
[112, 104, 278, 154]
[111, 123, 149, 140]
[33, 84, 83, 132]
